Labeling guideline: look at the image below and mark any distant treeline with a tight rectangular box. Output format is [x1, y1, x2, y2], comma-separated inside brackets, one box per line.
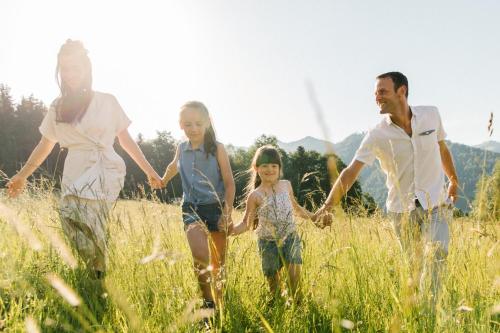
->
[0, 84, 376, 214]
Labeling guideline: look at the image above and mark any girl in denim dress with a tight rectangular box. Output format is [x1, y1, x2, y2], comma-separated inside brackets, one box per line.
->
[160, 101, 235, 311]
[231, 145, 317, 301]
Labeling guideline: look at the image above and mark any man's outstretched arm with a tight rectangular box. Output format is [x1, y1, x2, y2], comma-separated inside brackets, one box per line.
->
[315, 159, 365, 217]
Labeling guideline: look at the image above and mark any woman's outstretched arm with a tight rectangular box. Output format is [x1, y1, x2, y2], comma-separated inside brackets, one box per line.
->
[7, 136, 56, 197]
[117, 129, 162, 188]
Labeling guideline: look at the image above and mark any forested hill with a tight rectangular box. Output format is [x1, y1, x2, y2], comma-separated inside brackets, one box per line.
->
[1, 84, 497, 212]
[0, 85, 376, 214]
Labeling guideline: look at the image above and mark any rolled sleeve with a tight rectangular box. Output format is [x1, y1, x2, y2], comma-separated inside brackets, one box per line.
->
[39, 104, 58, 142]
[353, 132, 377, 166]
[435, 108, 447, 141]
[111, 95, 131, 135]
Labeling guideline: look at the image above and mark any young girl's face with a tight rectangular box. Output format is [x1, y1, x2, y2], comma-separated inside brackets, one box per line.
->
[256, 163, 280, 184]
[179, 108, 208, 143]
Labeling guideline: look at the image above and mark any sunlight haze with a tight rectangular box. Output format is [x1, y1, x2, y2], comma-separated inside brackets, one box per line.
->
[2, 0, 499, 147]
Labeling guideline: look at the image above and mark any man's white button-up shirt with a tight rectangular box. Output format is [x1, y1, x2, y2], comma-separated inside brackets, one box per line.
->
[353, 105, 448, 213]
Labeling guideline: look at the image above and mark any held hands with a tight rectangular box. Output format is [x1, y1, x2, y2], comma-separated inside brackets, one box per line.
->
[312, 206, 333, 229]
[217, 210, 233, 234]
[6, 174, 27, 198]
[147, 172, 163, 190]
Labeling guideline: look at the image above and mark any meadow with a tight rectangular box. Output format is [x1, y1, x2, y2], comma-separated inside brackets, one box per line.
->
[0, 188, 499, 333]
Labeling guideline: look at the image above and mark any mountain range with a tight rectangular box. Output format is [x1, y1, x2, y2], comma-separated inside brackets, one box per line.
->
[474, 140, 500, 153]
[278, 135, 499, 212]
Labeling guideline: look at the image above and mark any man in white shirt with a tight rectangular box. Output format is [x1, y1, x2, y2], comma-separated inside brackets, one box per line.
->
[315, 71, 459, 301]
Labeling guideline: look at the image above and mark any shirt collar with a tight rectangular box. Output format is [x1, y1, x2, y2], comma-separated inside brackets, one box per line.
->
[384, 114, 393, 125]
[384, 105, 415, 126]
[183, 141, 205, 152]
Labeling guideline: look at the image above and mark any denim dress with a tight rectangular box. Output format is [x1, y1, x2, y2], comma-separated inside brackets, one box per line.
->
[177, 141, 225, 232]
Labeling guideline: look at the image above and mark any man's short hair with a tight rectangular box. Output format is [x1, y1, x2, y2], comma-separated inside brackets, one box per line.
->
[377, 71, 409, 98]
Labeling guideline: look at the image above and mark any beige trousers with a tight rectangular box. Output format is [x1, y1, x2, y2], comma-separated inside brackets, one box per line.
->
[59, 195, 112, 272]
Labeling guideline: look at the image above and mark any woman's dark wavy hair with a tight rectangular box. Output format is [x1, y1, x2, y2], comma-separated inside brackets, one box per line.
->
[180, 101, 218, 158]
[55, 39, 93, 123]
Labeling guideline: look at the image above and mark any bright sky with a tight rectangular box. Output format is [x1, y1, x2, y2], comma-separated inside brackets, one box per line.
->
[1, 0, 499, 147]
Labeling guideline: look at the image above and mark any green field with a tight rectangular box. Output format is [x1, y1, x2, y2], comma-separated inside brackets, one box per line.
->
[0, 191, 499, 332]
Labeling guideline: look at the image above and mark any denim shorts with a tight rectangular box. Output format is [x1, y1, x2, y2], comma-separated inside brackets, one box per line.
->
[257, 232, 303, 277]
[181, 202, 223, 232]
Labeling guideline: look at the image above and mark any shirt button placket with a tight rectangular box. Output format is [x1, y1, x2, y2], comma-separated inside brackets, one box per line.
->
[192, 154, 197, 205]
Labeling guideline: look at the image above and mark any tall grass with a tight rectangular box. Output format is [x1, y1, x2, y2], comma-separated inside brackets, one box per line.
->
[0, 187, 499, 332]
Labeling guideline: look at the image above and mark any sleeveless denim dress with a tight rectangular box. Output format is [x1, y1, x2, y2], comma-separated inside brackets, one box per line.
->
[177, 141, 225, 232]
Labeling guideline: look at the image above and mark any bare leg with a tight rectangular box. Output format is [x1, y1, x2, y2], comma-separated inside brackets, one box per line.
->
[285, 264, 302, 303]
[185, 223, 213, 303]
[208, 231, 227, 308]
[267, 272, 280, 297]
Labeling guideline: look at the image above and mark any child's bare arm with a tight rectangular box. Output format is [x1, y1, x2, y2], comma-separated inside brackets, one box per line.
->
[286, 180, 314, 220]
[216, 143, 235, 222]
[162, 145, 180, 186]
[231, 193, 258, 236]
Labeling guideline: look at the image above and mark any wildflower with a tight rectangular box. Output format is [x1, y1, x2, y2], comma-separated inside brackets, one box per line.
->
[340, 319, 355, 330]
[25, 316, 41, 333]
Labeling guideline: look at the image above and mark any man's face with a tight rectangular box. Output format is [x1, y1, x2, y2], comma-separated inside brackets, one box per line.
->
[374, 77, 405, 114]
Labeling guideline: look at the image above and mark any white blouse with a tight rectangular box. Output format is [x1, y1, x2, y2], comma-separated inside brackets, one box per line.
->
[39, 92, 131, 202]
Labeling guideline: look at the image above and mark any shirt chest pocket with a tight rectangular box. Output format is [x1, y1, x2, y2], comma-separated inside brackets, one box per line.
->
[417, 130, 437, 152]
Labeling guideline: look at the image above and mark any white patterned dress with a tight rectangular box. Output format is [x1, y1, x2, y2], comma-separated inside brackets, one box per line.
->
[39, 91, 131, 271]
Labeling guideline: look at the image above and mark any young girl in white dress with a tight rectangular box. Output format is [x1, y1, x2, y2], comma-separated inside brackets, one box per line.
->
[231, 145, 318, 300]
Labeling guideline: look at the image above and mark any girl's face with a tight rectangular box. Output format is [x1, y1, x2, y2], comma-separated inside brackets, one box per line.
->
[59, 54, 87, 92]
[179, 108, 208, 143]
[256, 163, 280, 184]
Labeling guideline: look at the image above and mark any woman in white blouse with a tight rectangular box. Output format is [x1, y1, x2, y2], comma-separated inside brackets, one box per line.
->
[7, 40, 162, 278]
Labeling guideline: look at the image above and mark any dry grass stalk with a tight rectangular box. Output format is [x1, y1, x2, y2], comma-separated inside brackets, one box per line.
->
[46, 273, 81, 307]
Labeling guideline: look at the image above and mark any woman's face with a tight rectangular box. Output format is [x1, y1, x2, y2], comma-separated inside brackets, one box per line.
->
[59, 54, 87, 92]
[179, 108, 208, 143]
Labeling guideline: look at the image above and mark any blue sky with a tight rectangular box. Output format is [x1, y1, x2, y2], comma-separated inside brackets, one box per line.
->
[1, 0, 499, 147]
